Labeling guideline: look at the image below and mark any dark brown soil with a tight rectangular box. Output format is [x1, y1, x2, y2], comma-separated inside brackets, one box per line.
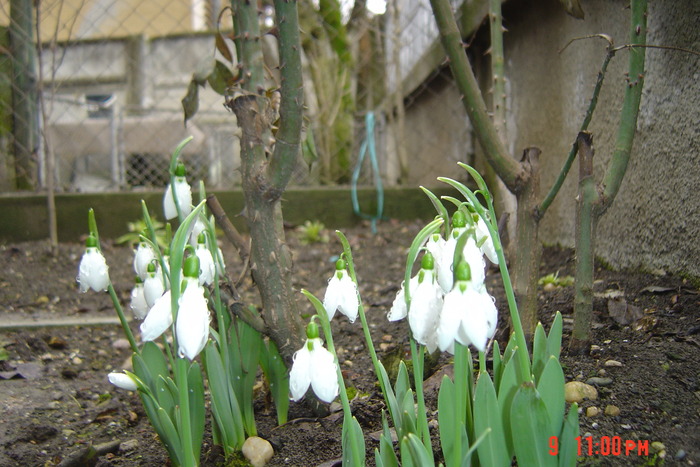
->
[1, 219, 698, 466]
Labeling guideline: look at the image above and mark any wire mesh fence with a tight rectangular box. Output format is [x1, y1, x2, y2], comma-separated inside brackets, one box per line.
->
[0, 0, 477, 194]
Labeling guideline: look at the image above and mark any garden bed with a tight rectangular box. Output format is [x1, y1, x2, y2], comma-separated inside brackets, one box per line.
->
[0, 220, 698, 465]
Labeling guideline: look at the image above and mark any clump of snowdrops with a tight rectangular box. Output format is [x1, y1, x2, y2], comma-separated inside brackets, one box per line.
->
[77, 138, 288, 466]
[296, 163, 579, 466]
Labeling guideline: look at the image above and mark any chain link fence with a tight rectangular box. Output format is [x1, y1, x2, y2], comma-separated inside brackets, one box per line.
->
[0, 0, 477, 194]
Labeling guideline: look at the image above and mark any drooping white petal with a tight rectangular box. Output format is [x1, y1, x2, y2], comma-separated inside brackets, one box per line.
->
[289, 344, 312, 401]
[130, 283, 148, 319]
[437, 288, 463, 352]
[176, 281, 210, 360]
[133, 243, 155, 281]
[456, 288, 497, 352]
[309, 341, 340, 403]
[108, 371, 138, 391]
[164, 178, 192, 220]
[475, 217, 499, 265]
[188, 218, 207, 248]
[436, 233, 458, 293]
[408, 271, 443, 350]
[388, 288, 407, 321]
[78, 247, 110, 292]
[323, 271, 359, 322]
[143, 273, 165, 308]
[196, 246, 216, 286]
[140, 290, 173, 342]
[462, 237, 486, 286]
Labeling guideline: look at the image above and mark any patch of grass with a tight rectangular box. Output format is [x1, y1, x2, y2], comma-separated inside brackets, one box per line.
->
[116, 218, 168, 249]
[538, 271, 575, 288]
[296, 220, 329, 245]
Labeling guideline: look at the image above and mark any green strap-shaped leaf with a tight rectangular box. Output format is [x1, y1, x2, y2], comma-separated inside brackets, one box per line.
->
[557, 403, 580, 467]
[510, 382, 556, 467]
[547, 312, 563, 361]
[497, 351, 518, 458]
[473, 372, 509, 467]
[342, 414, 366, 467]
[400, 433, 434, 467]
[438, 375, 469, 467]
[492, 340, 503, 391]
[537, 356, 566, 439]
[187, 362, 206, 461]
[532, 322, 548, 383]
[203, 343, 244, 451]
[155, 406, 184, 467]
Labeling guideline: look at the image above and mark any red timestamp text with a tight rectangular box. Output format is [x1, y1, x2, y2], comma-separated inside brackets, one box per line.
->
[548, 435, 650, 457]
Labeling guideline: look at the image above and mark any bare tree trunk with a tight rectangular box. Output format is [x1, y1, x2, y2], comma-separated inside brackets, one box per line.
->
[229, 0, 306, 365]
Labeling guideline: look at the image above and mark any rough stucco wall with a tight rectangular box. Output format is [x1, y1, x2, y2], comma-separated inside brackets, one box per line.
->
[502, 0, 700, 276]
[401, 72, 474, 186]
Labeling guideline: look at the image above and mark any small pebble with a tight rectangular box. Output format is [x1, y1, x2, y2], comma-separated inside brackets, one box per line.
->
[565, 381, 598, 403]
[120, 439, 139, 452]
[112, 338, 132, 350]
[604, 405, 620, 416]
[674, 449, 686, 460]
[242, 436, 274, 467]
[585, 377, 613, 386]
[651, 441, 666, 454]
[604, 359, 622, 367]
[586, 406, 599, 417]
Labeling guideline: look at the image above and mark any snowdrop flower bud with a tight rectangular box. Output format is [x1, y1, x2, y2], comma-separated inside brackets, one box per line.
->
[108, 371, 138, 391]
[176, 255, 210, 360]
[323, 259, 359, 322]
[130, 277, 148, 320]
[133, 241, 155, 281]
[163, 162, 192, 220]
[195, 234, 216, 286]
[140, 290, 173, 342]
[289, 322, 339, 403]
[77, 235, 110, 293]
[437, 261, 497, 353]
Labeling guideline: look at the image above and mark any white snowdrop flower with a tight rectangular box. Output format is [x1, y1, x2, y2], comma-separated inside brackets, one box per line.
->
[133, 242, 155, 281]
[143, 263, 166, 308]
[194, 234, 216, 286]
[130, 279, 148, 320]
[163, 162, 192, 220]
[289, 323, 339, 403]
[437, 261, 497, 353]
[140, 290, 173, 342]
[108, 371, 138, 391]
[407, 264, 443, 353]
[77, 235, 110, 293]
[323, 259, 359, 323]
[176, 276, 210, 360]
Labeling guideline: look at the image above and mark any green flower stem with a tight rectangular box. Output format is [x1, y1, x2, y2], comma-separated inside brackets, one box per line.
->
[107, 283, 139, 354]
[439, 172, 532, 381]
[334, 232, 385, 393]
[409, 338, 434, 461]
[301, 291, 361, 464]
[88, 210, 138, 354]
[176, 357, 196, 467]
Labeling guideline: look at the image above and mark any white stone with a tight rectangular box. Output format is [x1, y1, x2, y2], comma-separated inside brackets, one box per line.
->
[242, 436, 274, 467]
